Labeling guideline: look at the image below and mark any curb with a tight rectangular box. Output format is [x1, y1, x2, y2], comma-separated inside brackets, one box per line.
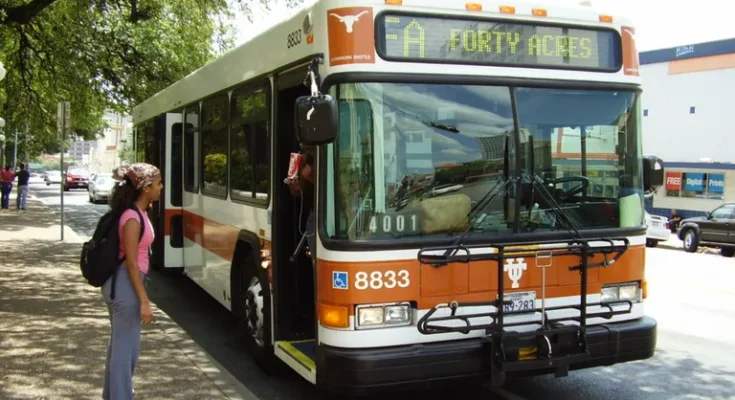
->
[151, 308, 260, 400]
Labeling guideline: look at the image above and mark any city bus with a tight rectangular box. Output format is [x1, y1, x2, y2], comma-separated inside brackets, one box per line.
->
[131, 0, 666, 394]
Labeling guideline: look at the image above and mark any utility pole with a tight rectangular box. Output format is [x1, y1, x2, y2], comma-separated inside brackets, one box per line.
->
[58, 101, 70, 241]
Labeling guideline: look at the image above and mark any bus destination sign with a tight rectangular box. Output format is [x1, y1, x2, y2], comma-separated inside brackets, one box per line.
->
[376, 13, 622, 71]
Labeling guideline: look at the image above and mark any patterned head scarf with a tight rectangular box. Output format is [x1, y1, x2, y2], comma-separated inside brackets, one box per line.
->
[112, 163, 161, 190]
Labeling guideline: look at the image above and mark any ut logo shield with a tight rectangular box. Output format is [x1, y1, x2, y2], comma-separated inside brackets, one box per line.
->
[504, 258, 527, 289]
[327, 7, 375, 66]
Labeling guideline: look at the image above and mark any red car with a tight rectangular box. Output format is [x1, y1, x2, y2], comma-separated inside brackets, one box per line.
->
[63, 166, 90, 191]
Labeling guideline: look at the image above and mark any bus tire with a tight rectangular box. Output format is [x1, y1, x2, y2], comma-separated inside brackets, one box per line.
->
[234, 248, 283, 374]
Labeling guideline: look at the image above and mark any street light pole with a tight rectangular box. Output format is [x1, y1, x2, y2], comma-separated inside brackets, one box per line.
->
[13, 128, 18, 167]
[0, 117, 6, 168]
[0, 134, 5, 169]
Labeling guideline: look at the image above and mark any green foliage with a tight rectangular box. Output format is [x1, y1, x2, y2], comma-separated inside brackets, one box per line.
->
[0, 0, 289, 161]
[204, 152, 227, 186]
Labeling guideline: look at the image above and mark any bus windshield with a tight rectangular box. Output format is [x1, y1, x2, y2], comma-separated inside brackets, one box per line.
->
[325, 82, 643, 241]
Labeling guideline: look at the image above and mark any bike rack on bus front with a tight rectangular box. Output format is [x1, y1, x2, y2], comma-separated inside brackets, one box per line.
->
[415, 237, 632, 385]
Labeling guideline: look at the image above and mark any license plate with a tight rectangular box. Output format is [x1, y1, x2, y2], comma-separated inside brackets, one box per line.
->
[499, 291, 536, 314]
[651, 221, 661, 227]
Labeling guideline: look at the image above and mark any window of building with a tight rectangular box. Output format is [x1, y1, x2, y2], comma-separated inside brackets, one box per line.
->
[184, 105, 200, 194]
[665, 171, 724, 200]
[230, 82, 270, 204]
[643, 109, 648, 116]
[689, 106, 696, 114]
[201, 93, 230, 198]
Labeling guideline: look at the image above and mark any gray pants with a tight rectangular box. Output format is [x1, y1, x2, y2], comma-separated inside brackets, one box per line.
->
[16, 185, 28, 209]
[101, 266, 147, 400]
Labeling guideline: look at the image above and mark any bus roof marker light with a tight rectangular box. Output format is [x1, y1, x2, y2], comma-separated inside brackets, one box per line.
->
[532, 8, 547, 17]
[466, 3, 482, 11]
[385, 0, 402, 5]
[599, 15, 613, 23]
[499, 5, 516, 14]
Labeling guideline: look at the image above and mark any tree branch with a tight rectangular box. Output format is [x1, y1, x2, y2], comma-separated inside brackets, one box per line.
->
[1, 0, 58, 25]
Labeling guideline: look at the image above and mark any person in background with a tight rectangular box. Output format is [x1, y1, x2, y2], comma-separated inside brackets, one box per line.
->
[102, 163, 163, 400]
[0, 164, 15, 210]
[15, 163, 30, 210]
[668, 209, 682, 233]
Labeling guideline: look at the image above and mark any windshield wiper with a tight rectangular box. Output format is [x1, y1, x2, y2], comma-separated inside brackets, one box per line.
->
[523, 173, 583, 238]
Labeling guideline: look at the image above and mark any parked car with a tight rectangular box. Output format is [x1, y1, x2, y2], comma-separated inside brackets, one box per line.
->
[45, 170, 62, 185]
[677, 203, 735, 256]
[63, 166, 91, 191]
[644, 211, 670, 247]
[88, 173, 114, 203]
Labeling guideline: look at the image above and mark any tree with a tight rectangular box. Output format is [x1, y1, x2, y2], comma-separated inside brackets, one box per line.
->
[0, 0, 308, 162]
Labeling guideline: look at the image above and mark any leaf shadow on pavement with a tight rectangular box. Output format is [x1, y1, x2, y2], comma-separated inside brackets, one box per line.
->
[504, 347, 735, 400]
[0, 240, 231, 400]
[0, 205, 60, 233]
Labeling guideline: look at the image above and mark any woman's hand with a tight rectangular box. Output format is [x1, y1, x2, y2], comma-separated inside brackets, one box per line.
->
[140, 301, 153, 324]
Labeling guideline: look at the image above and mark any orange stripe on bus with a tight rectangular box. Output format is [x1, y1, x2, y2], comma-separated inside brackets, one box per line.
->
[317, 245, 645, 314]
[163, 209, 183, 236]
[163, 209, 645, 316]
[165, 208, 240, 263]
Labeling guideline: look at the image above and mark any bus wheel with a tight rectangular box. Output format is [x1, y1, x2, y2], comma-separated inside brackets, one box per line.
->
[237, 255, 282, 374]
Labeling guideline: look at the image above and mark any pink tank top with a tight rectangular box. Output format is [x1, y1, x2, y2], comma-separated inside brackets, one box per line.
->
[117, 207, 155, 274]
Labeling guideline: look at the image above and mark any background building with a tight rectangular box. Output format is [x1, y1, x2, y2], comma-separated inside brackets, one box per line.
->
[88, 111, 132, 173]
[68, 139, 95, 163]
[640, 38, 735, 218]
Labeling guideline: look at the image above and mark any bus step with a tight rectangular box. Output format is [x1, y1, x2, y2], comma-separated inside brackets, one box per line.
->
[276, 340, 316, 367]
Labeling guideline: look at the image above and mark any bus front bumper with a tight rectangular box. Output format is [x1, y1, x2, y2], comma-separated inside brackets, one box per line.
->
[316, 316, 657, 395]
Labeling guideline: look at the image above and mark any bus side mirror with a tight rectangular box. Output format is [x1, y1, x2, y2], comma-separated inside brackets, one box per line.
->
[295, 95, 338, 145]
[642, 155, 664, 193]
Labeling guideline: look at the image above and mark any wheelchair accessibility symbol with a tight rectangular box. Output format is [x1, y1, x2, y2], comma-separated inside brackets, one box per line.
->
[332, 271, 348, 290]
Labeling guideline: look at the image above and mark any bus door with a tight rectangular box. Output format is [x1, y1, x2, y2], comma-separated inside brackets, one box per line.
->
[164, 112, 184, 268]
[137, 114, 166, 269]
[182, 106, 204, 275]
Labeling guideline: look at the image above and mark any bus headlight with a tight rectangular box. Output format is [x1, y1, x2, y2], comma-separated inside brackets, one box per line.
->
[601, 282, 641, 303]
[356, 302, 411, 329]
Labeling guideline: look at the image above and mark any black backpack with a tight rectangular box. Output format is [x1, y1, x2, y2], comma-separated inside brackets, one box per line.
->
[80, 207, 145, 299]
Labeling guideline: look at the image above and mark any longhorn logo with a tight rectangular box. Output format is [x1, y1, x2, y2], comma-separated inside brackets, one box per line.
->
[329, 11, 369, 33]
[504, 258, 527, 289]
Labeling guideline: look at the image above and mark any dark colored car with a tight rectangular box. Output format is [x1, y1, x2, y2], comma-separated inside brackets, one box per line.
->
[677, 203, 735, 257]
[63, 166, 91, 191]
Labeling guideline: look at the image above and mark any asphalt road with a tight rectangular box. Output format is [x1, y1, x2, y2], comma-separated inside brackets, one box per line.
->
[30, 183, 735, 400]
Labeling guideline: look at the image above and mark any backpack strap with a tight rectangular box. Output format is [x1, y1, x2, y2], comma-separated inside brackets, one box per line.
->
[111, 206, 147, 300]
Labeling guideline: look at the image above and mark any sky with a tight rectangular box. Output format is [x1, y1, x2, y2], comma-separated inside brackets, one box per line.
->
[231, 0, 735, 52]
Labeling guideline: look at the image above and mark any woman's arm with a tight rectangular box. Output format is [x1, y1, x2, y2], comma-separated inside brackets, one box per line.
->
[122, 217, 153, 322]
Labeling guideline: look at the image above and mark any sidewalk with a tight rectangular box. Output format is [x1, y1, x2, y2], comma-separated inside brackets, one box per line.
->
[0, 193, 258, 400]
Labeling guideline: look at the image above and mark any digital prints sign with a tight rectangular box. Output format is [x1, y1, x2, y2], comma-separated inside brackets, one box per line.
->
[666, 171, 725, 200]
[376, 13, 622, 70]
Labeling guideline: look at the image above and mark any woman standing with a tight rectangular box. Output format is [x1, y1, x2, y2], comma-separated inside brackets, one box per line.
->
[102, 163, 163, 400]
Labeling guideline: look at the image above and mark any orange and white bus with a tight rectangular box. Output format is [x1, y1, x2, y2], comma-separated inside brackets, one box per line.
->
[132, 0, 666, 394]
